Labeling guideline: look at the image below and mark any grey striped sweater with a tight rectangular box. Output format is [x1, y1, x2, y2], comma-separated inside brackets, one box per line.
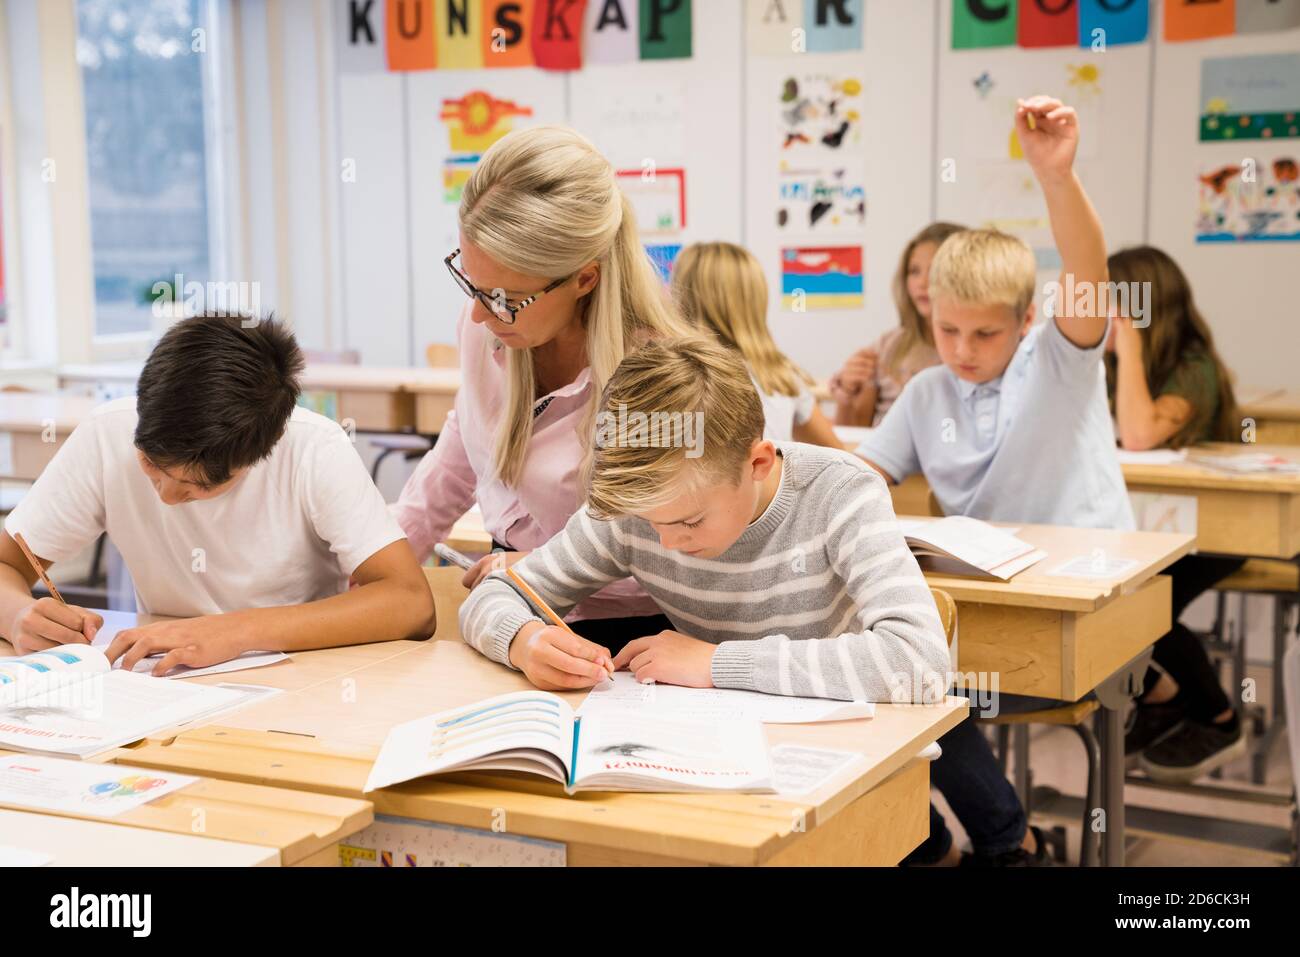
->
[458, 442, 952, 703]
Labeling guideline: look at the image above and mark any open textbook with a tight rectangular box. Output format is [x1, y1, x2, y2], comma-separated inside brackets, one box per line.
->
[0, 644, 277, 758]
[897, 516, 1046, 581]
[365, 690, 775, 795]
[90, 608, 289, 679]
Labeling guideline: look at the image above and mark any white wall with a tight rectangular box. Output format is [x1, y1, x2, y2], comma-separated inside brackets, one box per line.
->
[322, 0, 1298, 388]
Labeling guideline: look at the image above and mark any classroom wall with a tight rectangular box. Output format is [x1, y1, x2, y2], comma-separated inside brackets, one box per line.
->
[312, 1, 1297, 388]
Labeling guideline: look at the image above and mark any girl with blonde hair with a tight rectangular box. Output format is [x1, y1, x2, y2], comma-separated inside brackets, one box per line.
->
[395, 125, 689, 665]
[671, 242, 840, 447]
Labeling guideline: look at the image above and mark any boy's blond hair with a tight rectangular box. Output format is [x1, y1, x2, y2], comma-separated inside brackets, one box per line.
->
[588, 336, 765, 519]
[671, 242, 814, 399]
[928, 228, 1037, 319]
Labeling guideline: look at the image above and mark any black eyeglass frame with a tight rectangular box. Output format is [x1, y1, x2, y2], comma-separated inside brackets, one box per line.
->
[444, 248, 573, 324]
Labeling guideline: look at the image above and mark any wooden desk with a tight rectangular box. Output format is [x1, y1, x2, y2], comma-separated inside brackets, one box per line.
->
[0, 808, 281, 866]
[0, 393, 97, 481]
[1122, 443, 1300, 559]
[108, 635, 966, 866]
[445, 508, 492, 555]
[0, 767, 373, 866]
[299, 364, 458, 434]
[405, 371, 461, 435]
[1240, 390, 1300, 446]
[920, 523, 1192, 702]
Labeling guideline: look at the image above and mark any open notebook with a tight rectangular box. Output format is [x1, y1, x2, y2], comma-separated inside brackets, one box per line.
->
[897, 516, 1046, 581]
[364, 690, 774, 795]
[0, 644, 274, 758]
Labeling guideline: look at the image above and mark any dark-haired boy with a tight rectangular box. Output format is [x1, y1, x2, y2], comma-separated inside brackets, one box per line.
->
[0, 314, 435, 673]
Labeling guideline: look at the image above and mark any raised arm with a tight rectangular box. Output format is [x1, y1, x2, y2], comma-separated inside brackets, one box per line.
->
[1016, 95, 1109, 349]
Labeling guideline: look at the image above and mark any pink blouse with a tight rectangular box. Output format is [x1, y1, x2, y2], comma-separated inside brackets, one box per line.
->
[392, 303, 662, 622]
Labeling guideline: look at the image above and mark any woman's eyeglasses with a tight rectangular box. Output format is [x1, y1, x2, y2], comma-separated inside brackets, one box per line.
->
[444, 248, 572, 325]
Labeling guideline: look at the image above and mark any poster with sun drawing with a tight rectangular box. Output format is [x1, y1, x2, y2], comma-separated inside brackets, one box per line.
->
[960, 60, 1102, 163]
[439, 91, 534, 204]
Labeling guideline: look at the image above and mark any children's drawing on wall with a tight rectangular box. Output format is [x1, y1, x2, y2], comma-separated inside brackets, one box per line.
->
[570, 82, 687, 170]
[645, 243, 682, 283]
[973, 162, 1063, 270]
[780, 246, 863, 312]
[777, 168, 866, 231]
[1196, 156, 1300, 243]
[778, 74, 864, 163]
[616, 168, 686, 237]
[962, 62, 1101, 162]
[1199, 53, 1300, 143]
[439, 91, 533, 204]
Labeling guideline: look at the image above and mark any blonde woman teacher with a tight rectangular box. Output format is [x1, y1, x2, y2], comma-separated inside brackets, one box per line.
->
[393, 126, 689, 677]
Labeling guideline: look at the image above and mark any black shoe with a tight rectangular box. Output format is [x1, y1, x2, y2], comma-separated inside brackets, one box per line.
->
[1124, 701, 1186, 755]
[1140, 713, 1246, 784]
[959, 826, 1053, 867]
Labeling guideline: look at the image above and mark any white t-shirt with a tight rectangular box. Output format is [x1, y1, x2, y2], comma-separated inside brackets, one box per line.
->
[753, 374, 816, 443]
[6, 398, 406, 618]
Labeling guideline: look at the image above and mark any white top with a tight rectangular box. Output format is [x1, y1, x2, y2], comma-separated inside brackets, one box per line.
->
[754, 375, 816, 442]
[857, 317, 1135, 531]
[6, 398, 405, 617]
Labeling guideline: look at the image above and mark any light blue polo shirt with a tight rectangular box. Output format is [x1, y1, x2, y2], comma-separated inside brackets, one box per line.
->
[856, 315, 1135, 531]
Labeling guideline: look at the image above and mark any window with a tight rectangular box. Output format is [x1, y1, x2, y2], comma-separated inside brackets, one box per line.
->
[76, 0, 216, 337]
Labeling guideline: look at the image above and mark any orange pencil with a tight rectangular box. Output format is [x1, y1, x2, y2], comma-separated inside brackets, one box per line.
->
[12, 532, 65, 605]
[506, 566, 614, 678]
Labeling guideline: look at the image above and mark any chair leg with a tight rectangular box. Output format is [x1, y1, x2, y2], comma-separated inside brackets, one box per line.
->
[370, 447, 398, 483]
[1013, 725, 1032, 814]
[1069, 721, 1102, 867]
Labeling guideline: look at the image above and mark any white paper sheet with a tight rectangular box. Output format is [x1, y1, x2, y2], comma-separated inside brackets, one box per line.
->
[89, 609, 289, 678]
[579, 672, 875, 724]
[0, 843, 54, 867]
[0, 754, 197, 817]
[769, 745, 862, 796]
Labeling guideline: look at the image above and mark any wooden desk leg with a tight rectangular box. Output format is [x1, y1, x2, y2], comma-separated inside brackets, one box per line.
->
[1095, 650, 1153, 868]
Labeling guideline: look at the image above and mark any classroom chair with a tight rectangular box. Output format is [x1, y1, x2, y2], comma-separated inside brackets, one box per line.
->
[1209, 559, 1300, 784]
[369, 342, 459, 483]
[426, 564, 469, 641]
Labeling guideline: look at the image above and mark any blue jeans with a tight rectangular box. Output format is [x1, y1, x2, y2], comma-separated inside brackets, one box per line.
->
[904, 692, 1063, 864]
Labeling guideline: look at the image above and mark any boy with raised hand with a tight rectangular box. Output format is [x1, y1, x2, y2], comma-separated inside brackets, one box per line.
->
[0, 313, 435, 674]
[855, 95, 1130, 867]
[458, 335, 950, 704]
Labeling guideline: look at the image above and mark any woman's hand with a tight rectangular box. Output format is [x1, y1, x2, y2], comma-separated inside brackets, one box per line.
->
[462, 550, 530, 589]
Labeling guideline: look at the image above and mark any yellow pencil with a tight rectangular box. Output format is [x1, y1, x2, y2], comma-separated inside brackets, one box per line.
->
[12, 532, 65, 605]
[506, 566, 615, 678]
